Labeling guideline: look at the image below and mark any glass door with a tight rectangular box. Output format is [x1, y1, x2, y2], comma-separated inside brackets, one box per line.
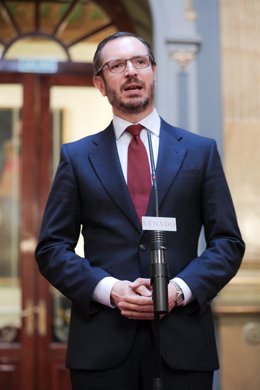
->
[0, 85, 22, 390]
[0, 78, 37, 390]
[0, 91, 21, 347]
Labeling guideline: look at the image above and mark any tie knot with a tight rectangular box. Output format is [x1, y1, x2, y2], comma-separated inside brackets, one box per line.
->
[126, 124, 143, 137]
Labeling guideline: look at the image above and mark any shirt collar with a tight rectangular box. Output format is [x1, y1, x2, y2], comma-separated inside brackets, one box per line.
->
[113, 109, 161, 140]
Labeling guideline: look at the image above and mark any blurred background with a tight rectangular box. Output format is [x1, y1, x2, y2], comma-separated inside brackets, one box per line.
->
[0, 1, 259, 389]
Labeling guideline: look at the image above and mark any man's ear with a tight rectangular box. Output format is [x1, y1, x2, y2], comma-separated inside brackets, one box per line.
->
[152, 64, 157, 83]
[93, 76, 107, 97]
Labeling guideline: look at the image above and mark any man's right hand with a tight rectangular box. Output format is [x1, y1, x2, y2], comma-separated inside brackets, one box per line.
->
[111, 279, 154, 320]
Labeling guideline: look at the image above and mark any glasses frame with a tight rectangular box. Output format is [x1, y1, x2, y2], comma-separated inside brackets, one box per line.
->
[96, 55, 152, 75]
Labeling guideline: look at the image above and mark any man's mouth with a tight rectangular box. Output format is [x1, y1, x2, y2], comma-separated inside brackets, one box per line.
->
[123, 84, 143, 94]
[124, 84, 142, 90]
[122, 77, 144, 92]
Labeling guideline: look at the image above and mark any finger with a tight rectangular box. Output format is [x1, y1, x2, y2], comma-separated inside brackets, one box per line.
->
[129, 278, 151, 289]
[135, 285, 152, 297]
[122, 295, 153, 306]
[118, 301, 154, 313]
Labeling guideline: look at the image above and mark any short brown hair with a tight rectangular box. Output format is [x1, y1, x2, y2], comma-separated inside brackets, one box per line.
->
[93, 31, 156, 76]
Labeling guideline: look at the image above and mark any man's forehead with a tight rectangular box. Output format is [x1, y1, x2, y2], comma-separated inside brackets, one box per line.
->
[101, 36, 148, 60]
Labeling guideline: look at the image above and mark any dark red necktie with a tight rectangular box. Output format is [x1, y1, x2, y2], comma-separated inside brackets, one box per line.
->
[126, 124, 151, 222]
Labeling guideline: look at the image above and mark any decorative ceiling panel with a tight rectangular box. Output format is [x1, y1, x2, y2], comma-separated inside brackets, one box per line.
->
[0, 0, 135, 60]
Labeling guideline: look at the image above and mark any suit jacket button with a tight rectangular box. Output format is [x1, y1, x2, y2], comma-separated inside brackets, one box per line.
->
[139, 244, 147, 251]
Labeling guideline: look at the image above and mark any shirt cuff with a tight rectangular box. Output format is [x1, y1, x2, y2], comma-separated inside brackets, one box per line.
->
[171, 277, 193, 305]
[92, 276, 119, 308]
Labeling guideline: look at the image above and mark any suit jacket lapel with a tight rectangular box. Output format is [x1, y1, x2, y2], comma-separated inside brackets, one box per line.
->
[147, 119, 187, 215]
[88, 120, 187, 229]
[88, 123, 141, 230]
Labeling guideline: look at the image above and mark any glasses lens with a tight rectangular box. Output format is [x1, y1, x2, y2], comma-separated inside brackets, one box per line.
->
[107, 55, 151, 73]
[108, 60, 126, 73]
[132, 56, 150, 69]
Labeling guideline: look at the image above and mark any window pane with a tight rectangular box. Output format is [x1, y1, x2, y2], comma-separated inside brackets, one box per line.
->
[0, 85, 22, 343]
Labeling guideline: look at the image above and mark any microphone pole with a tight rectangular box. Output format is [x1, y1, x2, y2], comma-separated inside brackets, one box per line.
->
[147, 131, 169, 390]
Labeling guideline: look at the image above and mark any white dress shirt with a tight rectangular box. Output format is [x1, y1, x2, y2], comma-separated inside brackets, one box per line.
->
[92, 109, 192, 306]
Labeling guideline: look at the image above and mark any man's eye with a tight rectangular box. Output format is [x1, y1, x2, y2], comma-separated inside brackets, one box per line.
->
[110, 61, 125, 71]
[133, 56, 149, 67]
[136, 58, 145, 64]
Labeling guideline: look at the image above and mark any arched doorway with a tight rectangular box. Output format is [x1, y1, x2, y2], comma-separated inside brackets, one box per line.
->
[0, 2, 152, 390]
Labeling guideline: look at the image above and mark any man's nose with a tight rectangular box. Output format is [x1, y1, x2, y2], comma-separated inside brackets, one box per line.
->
[125, 59, 137, 74]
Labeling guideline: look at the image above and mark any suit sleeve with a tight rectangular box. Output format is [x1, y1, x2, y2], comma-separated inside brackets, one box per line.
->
[177, 140, 245, 313]
[35, 145, 110, 314]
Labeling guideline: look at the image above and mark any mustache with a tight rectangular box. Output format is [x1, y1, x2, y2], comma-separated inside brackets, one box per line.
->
[121, 77, 144, 91]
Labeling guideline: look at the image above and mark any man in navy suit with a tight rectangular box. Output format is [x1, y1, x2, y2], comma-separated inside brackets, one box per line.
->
[35, 32, 245, 390]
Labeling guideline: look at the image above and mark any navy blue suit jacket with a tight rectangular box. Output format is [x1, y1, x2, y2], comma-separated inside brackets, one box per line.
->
[35, 118, 245, 371]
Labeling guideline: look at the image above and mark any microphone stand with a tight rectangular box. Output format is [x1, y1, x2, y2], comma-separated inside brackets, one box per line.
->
[147, 131, 169, 390]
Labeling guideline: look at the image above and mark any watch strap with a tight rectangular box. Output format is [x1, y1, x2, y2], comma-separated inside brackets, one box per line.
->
[170, 280, 184, 306]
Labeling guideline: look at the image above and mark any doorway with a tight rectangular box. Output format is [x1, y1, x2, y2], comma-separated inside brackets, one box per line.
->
[0, 71, 111, 390]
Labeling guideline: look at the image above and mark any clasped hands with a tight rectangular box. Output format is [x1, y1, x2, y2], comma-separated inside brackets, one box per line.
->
[111, 278, 178, 320]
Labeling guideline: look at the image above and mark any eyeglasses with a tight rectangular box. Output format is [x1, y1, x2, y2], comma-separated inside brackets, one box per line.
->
[97, 55, 152, 74]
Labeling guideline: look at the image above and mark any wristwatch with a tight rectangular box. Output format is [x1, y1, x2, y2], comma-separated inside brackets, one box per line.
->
[170, 280, 184, 306]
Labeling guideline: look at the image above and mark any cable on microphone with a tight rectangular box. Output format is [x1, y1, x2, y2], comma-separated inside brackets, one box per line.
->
[147, 130, 169, 314]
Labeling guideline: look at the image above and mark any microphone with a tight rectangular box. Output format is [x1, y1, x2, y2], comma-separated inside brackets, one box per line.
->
[147, 131, 169, 314]
[151, 230, 168, 313]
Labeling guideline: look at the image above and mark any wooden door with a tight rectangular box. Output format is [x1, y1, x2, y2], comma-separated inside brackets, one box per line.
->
[0, 70, 110, 390]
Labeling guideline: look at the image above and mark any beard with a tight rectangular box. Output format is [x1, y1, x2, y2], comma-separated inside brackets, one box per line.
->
[103, 77, 155, 114]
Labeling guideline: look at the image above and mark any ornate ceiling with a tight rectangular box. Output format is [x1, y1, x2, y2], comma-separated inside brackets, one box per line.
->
[0, 0, 152, 60]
